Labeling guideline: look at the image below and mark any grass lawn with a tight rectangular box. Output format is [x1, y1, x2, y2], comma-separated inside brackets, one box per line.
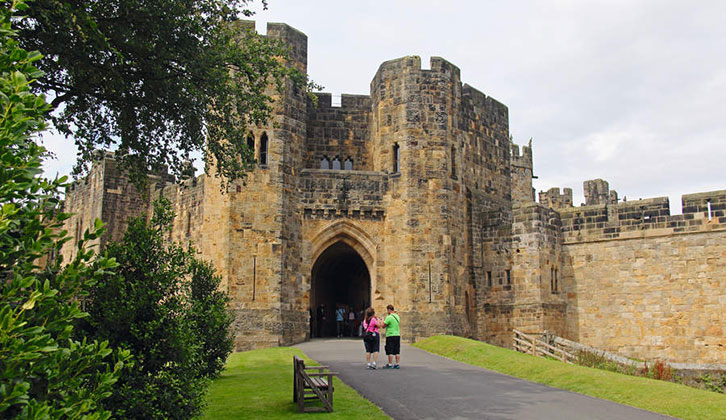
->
[202, 346, 389, 420]
[414, 335, 726, 420]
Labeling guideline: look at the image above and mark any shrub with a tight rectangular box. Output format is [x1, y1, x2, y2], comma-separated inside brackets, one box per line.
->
[78, 198, 234, 419]
[0, 1, 128, 417]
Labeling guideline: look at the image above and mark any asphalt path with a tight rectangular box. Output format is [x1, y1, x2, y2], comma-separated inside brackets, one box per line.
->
[295, 338, 676, 420]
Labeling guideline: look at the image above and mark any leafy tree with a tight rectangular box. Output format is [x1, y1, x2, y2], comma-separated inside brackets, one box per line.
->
[0, 1, 129, 418]
[16, 0, 317, 185]
[190, 258, 235, 379]
[78, 198, 234, 419]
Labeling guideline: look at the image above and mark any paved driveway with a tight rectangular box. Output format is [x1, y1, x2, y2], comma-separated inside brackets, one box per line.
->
[295, 339, 676, 420]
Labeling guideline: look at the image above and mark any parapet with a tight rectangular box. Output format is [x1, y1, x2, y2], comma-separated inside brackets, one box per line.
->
[510, 139, 533, 169]
[584, 179, 617, 206]
[312, 92, 371, 110]
[539, 187, 573, 209]
[371, 56, 461, 90]
[462, 84, 508, 120]
[233, 21, 308, 69]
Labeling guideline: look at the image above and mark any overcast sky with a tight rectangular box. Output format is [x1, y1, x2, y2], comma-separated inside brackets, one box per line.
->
[41, 0, 725, 211]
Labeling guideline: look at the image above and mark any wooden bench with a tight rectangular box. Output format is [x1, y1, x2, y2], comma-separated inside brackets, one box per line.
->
[293, 356, 337, 412]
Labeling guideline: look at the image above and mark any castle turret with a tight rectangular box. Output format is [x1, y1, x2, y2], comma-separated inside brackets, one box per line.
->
[511, 139, 535, 202]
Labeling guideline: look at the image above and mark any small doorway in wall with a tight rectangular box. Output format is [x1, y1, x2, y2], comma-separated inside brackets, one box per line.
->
[311, 241, 371, 338]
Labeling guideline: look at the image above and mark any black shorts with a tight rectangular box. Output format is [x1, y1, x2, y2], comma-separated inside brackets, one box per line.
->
[385, 336, 400, 355]
[364, 333, 380, 353]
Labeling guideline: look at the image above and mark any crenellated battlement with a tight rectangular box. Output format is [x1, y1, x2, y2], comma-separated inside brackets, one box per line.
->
[539, 187, 573, 209]
[548, 182, 726, 243]
[232, 20, 308, 71]
[312, 92, 371, 110]
[372, 55, 461, 82]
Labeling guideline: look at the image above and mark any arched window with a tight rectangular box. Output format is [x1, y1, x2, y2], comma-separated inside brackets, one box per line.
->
[259, 132, 268, 165]
[246, 134, 255, 162]
[320, 156, 330, 169]
[331, 156, 341, 170]
[555, 268, 559, 292]
[393, 143, 400, 173]
[246, 135, 255, 153]
[451, 145, 457, 178]
[343, 157, 353, 170]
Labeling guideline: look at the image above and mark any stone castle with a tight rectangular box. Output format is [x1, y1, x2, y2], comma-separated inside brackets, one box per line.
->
[61, 22, 726, 364]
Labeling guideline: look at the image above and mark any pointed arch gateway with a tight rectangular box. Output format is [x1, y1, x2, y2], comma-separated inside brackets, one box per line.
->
[310, 221, 376, 338]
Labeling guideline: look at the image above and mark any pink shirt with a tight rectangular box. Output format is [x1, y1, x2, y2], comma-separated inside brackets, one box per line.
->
[363, 317, 379, 333]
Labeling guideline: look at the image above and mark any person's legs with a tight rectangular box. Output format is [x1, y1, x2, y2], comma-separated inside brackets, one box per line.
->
[370, 336, 379, 368]
[391, 337, 401, 367]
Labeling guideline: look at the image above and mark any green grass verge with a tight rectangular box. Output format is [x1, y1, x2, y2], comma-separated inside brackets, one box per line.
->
[202, 347, 389, 420]
[414, 335, 726, 420]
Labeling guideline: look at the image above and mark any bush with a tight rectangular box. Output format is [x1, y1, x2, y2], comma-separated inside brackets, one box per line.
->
[0, 1, 129, 418]
[78, 198, 234, 419]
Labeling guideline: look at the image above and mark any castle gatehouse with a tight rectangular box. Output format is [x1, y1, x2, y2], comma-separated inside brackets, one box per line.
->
[62, 22, 726, 364]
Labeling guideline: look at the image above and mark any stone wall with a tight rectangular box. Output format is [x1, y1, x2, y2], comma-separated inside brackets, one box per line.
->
[305, 93, 372, 170]
[558, 189, 726, 363]
[61, 152, 156, 262]
[564, 227, 726, 363]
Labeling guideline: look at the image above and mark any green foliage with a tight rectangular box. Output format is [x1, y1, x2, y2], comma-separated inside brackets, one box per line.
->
[79, 198, 234, 419]
[698, 374, 726, 394]
[190, 258, 235, 379]
[16, 0, 319, 186]
[0, 1, 129, 418]
[203, 347, 390, 420]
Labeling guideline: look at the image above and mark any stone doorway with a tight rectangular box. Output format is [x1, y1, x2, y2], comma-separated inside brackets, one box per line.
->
[311, 241, 371, 338]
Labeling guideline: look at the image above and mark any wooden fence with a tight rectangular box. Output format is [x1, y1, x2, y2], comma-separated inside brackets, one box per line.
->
[512, 329, 576, 364]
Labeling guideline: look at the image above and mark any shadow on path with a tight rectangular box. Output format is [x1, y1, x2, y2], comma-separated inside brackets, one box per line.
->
[295, 339, 676, 420]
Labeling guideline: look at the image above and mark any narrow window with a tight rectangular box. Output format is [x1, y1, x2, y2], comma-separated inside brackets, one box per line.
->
[320, 156, 330, 169]
[246, 135, 255, 155]
[505, 269, 511, 285]
[259, 132, 268, 165]
[393, 143, 400, 173]
[344, 157, 353, 170]
[332, 156, 341, 170]
[487, 271, 492, 288]
[550, 267, 554, 292]
[451, 145, 457, 178]
[186, 212, 192, 237]
[554, 268, 559, 292]
[707, 199, 712, 221]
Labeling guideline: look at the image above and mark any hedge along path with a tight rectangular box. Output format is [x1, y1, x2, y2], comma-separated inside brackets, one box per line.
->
[203, 347, 389, 420]
[414, 335, 726, 420]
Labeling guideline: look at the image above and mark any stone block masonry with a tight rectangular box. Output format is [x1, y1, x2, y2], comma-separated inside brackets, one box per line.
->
[61, 21, 726, 364]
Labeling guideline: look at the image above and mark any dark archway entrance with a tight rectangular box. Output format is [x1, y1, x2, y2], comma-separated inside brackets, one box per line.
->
[311, 241, 370, 337]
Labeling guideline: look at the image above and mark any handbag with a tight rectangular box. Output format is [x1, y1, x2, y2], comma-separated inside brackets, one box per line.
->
[363, 319, 376, 343]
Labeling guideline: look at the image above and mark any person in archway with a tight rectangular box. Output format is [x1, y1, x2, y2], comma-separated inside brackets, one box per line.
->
[362, 307, 380, 369]
[335, 304, 346, 337]
[316, 304, 326, 337]
[348, 306, 356, 336]
[381, 304, 401, 369]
